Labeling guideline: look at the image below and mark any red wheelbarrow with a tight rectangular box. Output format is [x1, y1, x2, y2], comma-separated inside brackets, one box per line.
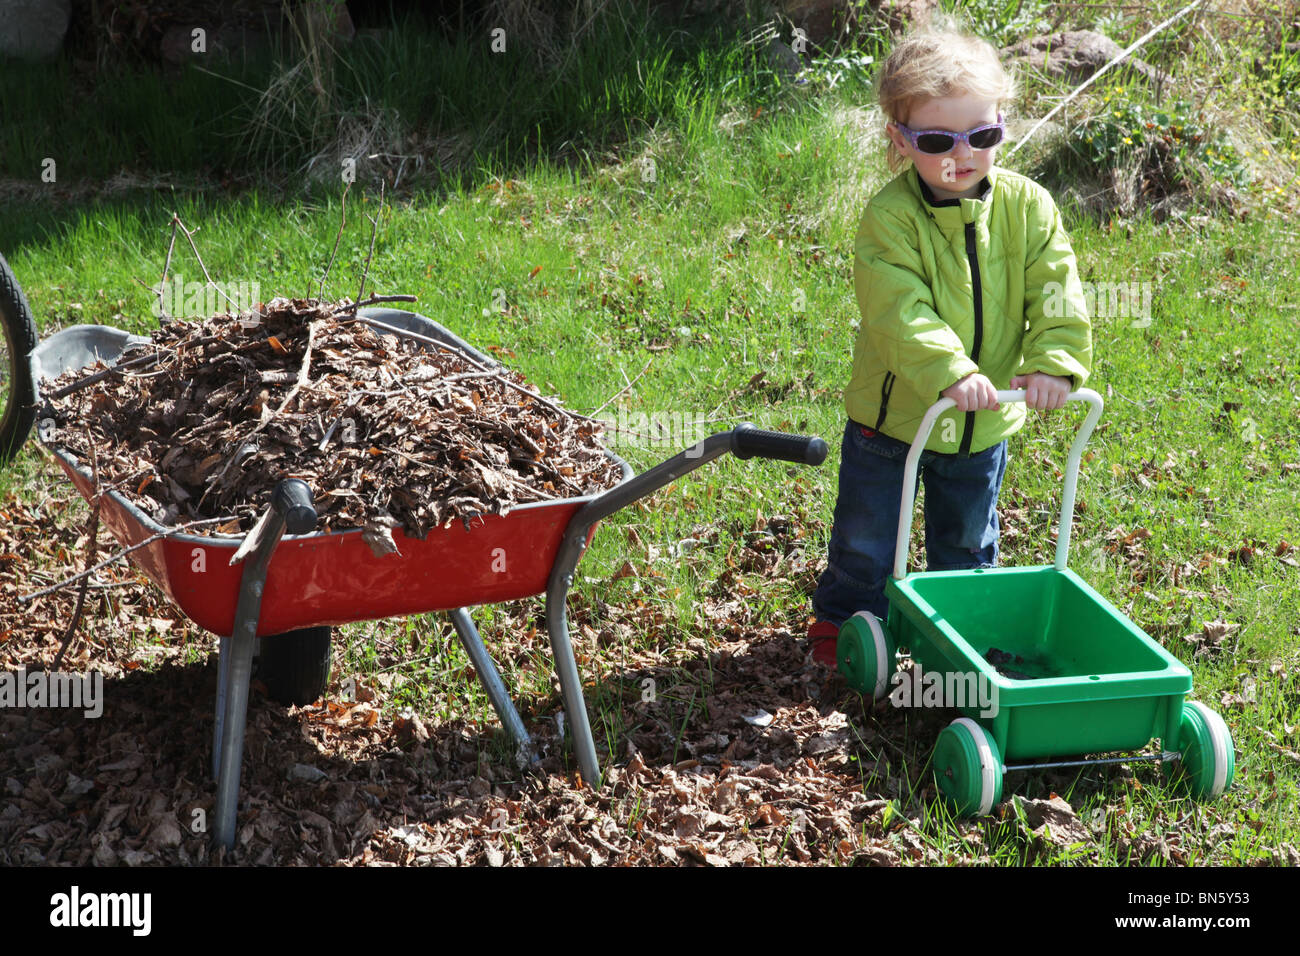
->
[28, 308, 828, 849]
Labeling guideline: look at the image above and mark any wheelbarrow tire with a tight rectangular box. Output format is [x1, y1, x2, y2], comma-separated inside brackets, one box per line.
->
[1171, 700, 1235, 799]
[0, 251, 38, 465]
[933, 717, 1003, 817]
[258, 626, 332, 706]
[836, 610, 895, 700]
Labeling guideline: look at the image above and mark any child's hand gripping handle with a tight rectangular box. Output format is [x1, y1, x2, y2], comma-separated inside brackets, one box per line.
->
[892, 389, 1104, 581]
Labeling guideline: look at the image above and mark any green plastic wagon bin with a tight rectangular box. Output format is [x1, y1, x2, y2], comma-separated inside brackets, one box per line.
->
[836, 389, 1235, 817]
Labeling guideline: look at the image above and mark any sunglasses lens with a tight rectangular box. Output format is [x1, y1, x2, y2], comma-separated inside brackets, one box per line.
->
[969, 126, 1004, 149]
[916, 133, 956, 154]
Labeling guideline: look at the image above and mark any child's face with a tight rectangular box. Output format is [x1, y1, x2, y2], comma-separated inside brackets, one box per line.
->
[887, 94, 1001, 201]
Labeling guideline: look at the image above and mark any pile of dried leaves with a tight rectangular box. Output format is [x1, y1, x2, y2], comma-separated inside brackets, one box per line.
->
[0, 489, 186, 673]
[42, 297, 623, 537]
[0, 580, 898, 866]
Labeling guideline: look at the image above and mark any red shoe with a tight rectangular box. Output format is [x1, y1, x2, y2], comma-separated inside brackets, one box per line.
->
[807, 619, 840, 668]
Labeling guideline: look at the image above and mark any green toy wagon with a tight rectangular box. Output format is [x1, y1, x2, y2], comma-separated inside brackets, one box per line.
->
[836, 389, 1235, 817]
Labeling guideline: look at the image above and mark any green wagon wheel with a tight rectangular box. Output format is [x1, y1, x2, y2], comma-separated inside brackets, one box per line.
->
[933, 717, 1003, 817]
[1173, 700, 1235, 799]
[836, 610, 894, 700]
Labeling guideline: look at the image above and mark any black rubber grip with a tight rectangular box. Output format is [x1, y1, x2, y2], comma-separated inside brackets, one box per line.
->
[272, 478, 317, 534]
[731, 423, 828, 465]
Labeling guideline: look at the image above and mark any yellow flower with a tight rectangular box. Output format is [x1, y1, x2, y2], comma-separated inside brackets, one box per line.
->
[1123, 136, 1133, 145]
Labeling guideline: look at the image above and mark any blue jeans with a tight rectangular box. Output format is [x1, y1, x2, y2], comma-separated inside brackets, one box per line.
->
[812, 419, 1008, 626]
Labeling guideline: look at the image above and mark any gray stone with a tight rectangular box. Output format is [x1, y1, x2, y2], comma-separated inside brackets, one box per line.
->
[1003, 30, 1170, 86]
[0, 0, 71, 61]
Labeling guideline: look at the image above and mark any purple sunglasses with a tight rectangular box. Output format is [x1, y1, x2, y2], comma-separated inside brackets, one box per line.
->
[894, 112, 1006, 154]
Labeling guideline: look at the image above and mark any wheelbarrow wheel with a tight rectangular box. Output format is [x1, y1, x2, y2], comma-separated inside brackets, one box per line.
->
[836, 610, 895, 700]
[1170, 700, 1235, 799]
[0, 251, 38, 465]
[257, 627, 332, 706]
[933, 717, 1003, 817]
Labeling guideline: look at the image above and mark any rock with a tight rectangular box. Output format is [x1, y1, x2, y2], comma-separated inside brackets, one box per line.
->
[767, 39, 806, 81]
[0, 0, 71, 61]
[1002, 31, 1170, 86]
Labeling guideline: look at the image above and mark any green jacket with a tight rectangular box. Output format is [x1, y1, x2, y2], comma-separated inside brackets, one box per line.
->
[847, 164, 1092, 455]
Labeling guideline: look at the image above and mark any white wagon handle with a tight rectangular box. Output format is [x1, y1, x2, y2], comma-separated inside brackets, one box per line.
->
[893, 388, 1104, 581]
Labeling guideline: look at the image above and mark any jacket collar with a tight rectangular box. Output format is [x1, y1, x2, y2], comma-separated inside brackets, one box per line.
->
[907, 164, 996, 229]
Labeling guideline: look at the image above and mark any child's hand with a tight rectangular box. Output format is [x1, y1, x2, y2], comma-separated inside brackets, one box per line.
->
[1010, 372, 1071, 410]
[941, 372, 1000, 411]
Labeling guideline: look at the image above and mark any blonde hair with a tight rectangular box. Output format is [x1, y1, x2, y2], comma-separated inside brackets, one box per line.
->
[875, 12, 1018, 173]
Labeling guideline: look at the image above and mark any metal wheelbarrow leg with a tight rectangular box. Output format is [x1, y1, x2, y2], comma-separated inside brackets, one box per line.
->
[212, 479, 318, 850]
[209, 484, 547, 847]
[446, 606, 538, 768]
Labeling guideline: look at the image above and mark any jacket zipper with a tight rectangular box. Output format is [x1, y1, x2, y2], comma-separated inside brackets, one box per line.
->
[960, 219, 983, 457]
[873, 371, 895, 433]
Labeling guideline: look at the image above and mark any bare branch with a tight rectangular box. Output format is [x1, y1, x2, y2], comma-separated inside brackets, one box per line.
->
[318, 180, 350, 300]
[18, 517, 232, 603]
[156, 215, 180, 324]
[173, 214, 240, 311]
[355, 179, 385, 306]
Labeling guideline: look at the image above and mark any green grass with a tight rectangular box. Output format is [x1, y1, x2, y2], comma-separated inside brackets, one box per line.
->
[3, 4, 1298, 865]
[0, 2, 789, 191]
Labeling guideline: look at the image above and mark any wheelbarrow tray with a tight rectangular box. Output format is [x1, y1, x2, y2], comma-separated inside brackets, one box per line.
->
[32, 309, 633, 637]
[885, 564, 1192, 759]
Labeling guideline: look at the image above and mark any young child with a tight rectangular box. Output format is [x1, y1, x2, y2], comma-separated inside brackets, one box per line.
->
[808, 19, 1093, 667]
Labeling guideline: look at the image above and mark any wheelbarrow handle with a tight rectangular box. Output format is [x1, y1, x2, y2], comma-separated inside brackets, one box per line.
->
[272, 477, 318, 535]
[546, 421, 829, 786]
[732, 423, 828, 465]
[892, 388, 1104, 581]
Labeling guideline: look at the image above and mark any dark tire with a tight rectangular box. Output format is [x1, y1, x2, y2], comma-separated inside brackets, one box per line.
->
[0, 251, 38, 465]
[257, 627, 332, 706]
